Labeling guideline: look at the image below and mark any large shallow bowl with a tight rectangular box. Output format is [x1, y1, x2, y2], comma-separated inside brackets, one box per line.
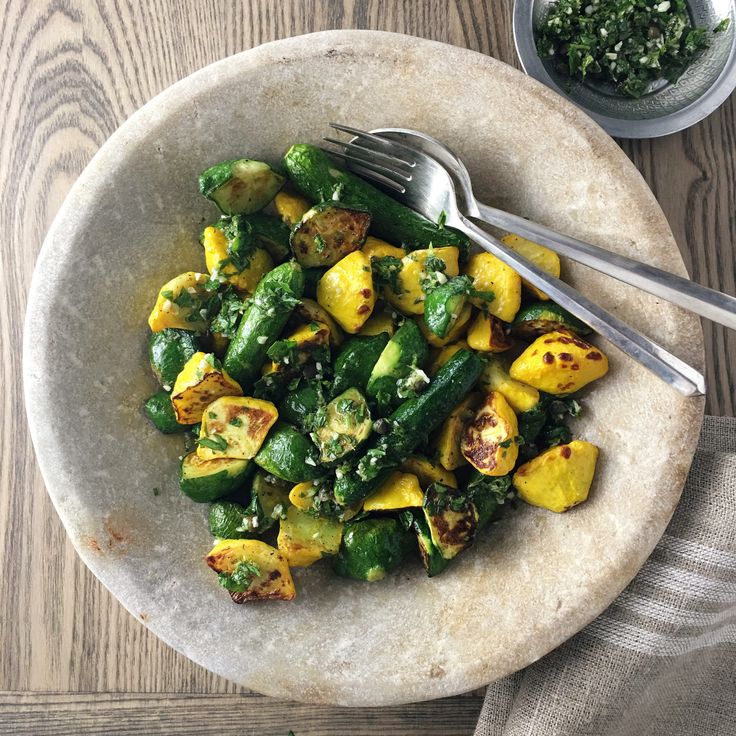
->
[24, 30, 704, 706]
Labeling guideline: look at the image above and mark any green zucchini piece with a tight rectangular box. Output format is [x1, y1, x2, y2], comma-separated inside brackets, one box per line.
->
[147, 329, 200, 387]
[334, 349, 483, 506]
[313, 388, 372, 463]
[302, 267, 326, 299]
[253, 422, 321, 483]
[290, 201, 371, 268]
[411, 512, 450, 577]
[366, 320, 429, 414]
[245, 214, 291, 263]
[198, 159, 285, 215]
[332, 518, 414, 581]
[283, 144, 470, 259]
[279, 382, 323, 430]
[143, 391, 189, 434]
[208, 500, 251, 539]
[278, 506, 344, 564]
[511, 301, 592, 339]
[238, 471, 291, 534]
[223, 261, 305, 387]
[179, 452, 252, 503]
[331, 333, 390, 398]
[423, 277, 470, 338]
[423, 482, 478, 560]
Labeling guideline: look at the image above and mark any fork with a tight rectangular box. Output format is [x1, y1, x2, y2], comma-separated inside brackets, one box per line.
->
[368, 127, 736, 332]
[323, 124, 706, 397]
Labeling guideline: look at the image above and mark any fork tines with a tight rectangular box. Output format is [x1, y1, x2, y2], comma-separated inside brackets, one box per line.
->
[322, 123, 418, 193]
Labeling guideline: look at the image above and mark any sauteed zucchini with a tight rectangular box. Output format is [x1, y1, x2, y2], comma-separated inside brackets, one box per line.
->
[143, 145, 608, 603]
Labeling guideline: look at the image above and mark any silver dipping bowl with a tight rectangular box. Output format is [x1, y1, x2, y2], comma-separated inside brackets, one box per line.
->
[514, 0, 736, 137]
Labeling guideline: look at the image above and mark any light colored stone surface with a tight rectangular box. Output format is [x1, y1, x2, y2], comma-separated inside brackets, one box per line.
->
[23, 30, 704, 706]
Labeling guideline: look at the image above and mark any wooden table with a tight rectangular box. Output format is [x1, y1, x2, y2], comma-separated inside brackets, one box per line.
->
[1, 1, 733, 733]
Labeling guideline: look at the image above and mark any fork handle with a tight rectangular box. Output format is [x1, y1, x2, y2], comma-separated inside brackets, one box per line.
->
[457, 215, 705, 397]
[474, 201, 736, 331]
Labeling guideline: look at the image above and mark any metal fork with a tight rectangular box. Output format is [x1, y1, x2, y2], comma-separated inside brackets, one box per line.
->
[369, 127, 736, 332]
[323, 123, 706, 397]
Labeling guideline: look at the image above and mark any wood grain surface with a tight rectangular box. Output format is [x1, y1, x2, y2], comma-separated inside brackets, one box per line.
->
[0, 1, 733, 734]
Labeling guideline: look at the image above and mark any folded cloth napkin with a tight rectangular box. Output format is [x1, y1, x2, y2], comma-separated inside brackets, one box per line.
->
[475, 415, 736, 736]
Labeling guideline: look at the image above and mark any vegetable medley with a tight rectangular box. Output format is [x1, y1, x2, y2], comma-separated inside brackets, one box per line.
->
[143, 143, 609, 603]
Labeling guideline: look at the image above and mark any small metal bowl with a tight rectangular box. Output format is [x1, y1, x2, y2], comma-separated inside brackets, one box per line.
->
[513, 0, 736, 138]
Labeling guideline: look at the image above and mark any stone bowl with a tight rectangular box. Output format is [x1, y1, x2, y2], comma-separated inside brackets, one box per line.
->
[23, 30, 705, 706]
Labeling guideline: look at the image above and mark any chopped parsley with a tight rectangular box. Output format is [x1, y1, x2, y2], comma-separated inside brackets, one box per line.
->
[371, 255, 404, 294]
[714, 18, 730, 33]
[424, 482, 470, 515]
[420, 250, 453, 293]
[467, 473, 513, 505]
[356, 443, 390, 481]
[196, 434, 228, 452]
[160, 288, 200, 310]
[254, 282, 301, 315]
[314, 234, 327, 253]
[210, 290, 248, 339]
[538, 0, 716, 98]
[267, 338, 299, 366]
[218, 559, 261, 592]
[216, 215, 260, 272]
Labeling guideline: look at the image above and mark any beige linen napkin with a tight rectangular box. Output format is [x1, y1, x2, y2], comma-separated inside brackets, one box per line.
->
[475, 415, 736, 736]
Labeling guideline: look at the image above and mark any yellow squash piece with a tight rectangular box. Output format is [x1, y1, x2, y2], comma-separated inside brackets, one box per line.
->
[362, 236, 405, 260]
[148, 272, 210, 332]
[289, 481, 316, 511]
[429, 341, 468, 376]
[513, 440, 599, 513]
[424, 493, 479, 560]
[277, 506, 344, 567]
[205, 539, 296, 602]
[358, 311, 396, 337]
[465, 252, 522, 322]
[509, 329, 609, 395]
[461, 391, 519, 476]
[293, 298, 344, 346]
[316, 251, 375, 333]
[385, 246, 460, 316]
[274, 189, 311, 226]
[197, 396, 278, 461]
[502, 234, 561, 301]
[201, 226, 273, 293]
[479, 357, 540, 413]
[270, 321, 330, 372]
[363, 471, 424, 510]
[466, 312, 512, 353]
[399, 456, 457, 489]
[432, 393, 481, 471]
[171, 352, 243, 424]
[288, 482, 360, 520]
[417, 303, 473, 348]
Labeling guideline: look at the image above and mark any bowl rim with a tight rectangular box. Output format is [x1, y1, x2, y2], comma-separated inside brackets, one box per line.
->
[513, 0, 736, 138]
[23, 29, 705, 705]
